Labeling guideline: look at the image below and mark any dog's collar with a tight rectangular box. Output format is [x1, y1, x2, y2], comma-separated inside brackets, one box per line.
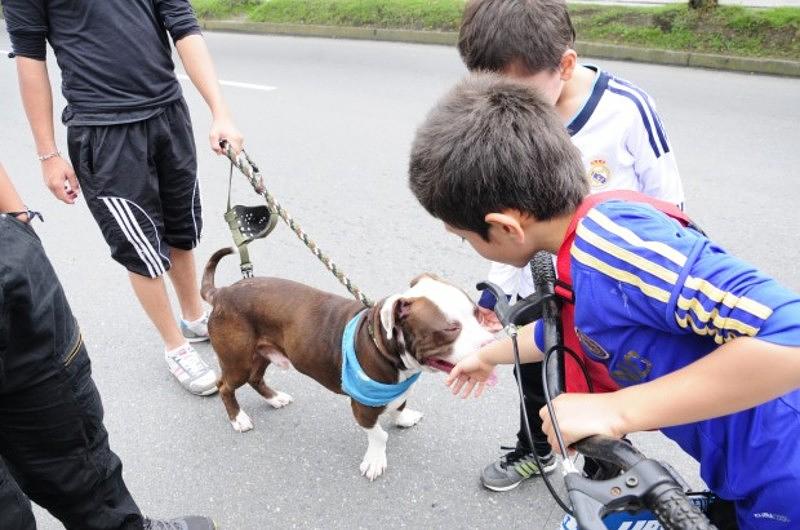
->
[341, 310, 420, 407]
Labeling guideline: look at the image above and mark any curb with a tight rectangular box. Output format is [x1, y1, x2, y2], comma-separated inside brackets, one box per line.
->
[201, 19, 800, 78]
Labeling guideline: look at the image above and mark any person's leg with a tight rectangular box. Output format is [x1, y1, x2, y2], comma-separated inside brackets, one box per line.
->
[153, 99, 210, 342]
[128, 273, 186, 350]
[0, 458, 36, 530]
[67, 121, 216, 395]
[168, 247, 204, 323]
[515, 361, 553, 457]
[480, 361, 556, 491]
[0, 217, 143, 530]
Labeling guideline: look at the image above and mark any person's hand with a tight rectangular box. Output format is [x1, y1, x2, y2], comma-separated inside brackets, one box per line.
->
[476, 305, 503, 332]
[209, 114, 243, 156]
[539, 392, 627, 455]
[41, 156, 79, 204]
[444, 351, 496, 399]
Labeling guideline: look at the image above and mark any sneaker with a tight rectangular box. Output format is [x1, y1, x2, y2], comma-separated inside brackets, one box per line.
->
[143, 516, 217, 530]
[165, 343, 218, 396]
[480, 445, 557, 492]
[181, 311, 209, 343]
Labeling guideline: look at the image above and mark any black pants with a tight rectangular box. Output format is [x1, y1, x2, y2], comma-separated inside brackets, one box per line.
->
[0, 215, 143, 529]
[514, 361, 552, 457]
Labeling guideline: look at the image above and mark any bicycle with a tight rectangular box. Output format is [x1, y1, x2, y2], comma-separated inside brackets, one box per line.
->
[478, 251, 726, 530]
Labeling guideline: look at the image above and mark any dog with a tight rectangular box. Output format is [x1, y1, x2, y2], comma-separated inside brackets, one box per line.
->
[200, 248, 498, 480]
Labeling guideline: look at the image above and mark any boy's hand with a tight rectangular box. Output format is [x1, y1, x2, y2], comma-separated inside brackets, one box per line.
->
[42, 156, 79, 204]
[210, 115, 243, 156]
[445, 352, 496, 399]
[539, 393, 627, 454]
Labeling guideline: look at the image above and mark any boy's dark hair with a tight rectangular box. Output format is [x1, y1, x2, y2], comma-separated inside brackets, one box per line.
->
[408, 73, 587, 240]
[459, 0, 576, 73]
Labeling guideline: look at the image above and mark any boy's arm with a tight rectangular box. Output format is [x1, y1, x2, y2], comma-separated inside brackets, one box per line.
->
[153, 0, 243, 155]
[174, 35, 243, 155]
[540, 337, 800, 450]
[4, 0, 80, 204]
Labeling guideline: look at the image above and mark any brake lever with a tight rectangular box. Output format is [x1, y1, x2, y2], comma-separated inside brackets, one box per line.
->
[475, 281, 554, 329]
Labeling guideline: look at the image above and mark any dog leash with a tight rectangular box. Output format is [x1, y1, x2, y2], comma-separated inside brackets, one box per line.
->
[222, 141, 374, 308]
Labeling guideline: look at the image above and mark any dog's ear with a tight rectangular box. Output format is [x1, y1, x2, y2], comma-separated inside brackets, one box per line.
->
[380, 295, 415, 340]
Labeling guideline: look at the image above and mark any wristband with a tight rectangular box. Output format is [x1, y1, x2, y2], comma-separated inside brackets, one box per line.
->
[5, 208, 44, 223]
[37, 151, 61, 162]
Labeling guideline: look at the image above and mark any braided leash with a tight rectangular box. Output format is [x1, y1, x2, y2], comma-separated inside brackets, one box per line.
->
[223, 143, 374, 308]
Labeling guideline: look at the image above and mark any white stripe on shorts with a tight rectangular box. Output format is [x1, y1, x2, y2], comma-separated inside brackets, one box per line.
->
[101, 197, 160, 277]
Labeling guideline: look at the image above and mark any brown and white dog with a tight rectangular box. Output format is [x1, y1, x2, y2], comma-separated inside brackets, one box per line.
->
[200, 248, 497, 480]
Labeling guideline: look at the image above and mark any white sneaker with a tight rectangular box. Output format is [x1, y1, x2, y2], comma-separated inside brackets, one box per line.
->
[180, 311, 209, 343]
[165, 343, 218, 396]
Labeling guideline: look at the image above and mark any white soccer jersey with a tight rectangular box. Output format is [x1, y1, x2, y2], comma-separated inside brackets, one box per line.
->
[483, 65, 685, 303]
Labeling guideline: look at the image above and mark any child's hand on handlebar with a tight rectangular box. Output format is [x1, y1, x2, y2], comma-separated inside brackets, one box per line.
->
[539, 393, 628, 454]
[445, 353, 496, 399]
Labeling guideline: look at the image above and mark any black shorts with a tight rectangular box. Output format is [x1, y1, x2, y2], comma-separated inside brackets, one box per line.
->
[67, 98, 202, 278]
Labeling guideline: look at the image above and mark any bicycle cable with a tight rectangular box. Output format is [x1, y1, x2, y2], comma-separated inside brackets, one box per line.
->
[509, 329, 596, 518]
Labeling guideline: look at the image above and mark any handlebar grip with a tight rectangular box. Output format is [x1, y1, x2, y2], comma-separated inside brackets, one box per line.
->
[649, 485, 717, 530]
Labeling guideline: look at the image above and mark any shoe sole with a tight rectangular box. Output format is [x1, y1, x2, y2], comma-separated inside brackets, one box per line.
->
[184, 335, 210, 343]
[482, 480, 524, 492]
[192, 385, 219, 397]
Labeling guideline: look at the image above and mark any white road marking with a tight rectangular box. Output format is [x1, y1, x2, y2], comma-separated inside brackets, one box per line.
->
[176, 73, 276, 92]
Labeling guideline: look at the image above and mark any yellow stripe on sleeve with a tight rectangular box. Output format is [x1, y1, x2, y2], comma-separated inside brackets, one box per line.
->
[576, 222, 680, 286]
[676, 296, 760, 336]
[571, 245, 672, 303]
[683, 276, 773, 321]
[585, 208, 688, 267]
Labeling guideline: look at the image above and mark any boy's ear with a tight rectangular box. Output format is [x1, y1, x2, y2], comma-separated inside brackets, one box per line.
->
[485, 211, 526, 243]
[559, 49, 578, 81]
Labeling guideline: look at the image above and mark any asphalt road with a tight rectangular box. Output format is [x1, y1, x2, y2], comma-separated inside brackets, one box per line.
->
[1, 30, 799, 530]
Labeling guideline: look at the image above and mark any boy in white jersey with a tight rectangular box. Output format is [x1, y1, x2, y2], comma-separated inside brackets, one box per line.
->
[457, 0, 685, 491]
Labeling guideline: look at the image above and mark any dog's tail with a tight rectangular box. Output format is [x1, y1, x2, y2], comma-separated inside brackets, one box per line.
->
[201, 247, 235, 304]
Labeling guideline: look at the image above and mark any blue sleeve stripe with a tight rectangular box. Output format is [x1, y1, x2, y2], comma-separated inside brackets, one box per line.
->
[676, 292, 765, 330]
[610, 77, 671, 155]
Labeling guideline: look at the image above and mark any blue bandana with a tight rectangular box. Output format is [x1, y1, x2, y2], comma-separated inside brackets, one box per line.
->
[341, 310, 421, 407]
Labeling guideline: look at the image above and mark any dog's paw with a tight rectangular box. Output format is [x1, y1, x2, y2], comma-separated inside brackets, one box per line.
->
[359, 450, 388, 481]
[266, 391, 294, 409]
[395, 408, 423, 428]
[231, 410, 254, 433]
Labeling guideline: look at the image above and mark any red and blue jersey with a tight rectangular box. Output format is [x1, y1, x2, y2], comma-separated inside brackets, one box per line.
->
[537, 199, 800, 528]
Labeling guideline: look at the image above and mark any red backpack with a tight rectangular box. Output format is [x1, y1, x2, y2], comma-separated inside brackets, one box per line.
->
[554, 190, 695, 393]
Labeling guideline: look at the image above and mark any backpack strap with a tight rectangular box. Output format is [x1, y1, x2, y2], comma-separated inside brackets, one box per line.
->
[556, 190, 693, 304]
[554, 191, 695, 394]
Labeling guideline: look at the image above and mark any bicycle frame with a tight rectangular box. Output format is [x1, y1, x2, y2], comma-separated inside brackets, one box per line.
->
[477, 251, 715, 530]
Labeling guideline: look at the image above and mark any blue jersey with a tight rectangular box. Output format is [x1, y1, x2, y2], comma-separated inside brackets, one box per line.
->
[537, 200, 800, 529]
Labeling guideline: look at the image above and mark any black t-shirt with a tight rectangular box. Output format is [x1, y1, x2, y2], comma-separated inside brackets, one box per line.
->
[2, 0, 201, 125]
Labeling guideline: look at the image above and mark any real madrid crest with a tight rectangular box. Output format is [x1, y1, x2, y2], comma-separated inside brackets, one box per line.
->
[575, 327, 610, 360]
[588, 158, 612, 189]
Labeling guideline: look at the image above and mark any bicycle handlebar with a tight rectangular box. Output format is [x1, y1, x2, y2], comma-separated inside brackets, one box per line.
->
[479, 251, 715, 529]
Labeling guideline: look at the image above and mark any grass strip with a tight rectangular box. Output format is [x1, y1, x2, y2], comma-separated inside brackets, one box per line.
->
[191, 0, 800, 60]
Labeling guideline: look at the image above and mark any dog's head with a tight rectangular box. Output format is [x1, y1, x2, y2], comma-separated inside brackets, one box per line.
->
[379, 274, 500, 375]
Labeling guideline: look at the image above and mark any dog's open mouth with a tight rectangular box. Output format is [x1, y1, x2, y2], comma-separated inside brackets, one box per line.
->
[424, 357, 456, 374]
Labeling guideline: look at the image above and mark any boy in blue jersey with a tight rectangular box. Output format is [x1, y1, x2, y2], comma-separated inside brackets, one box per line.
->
[408, 73, 800, 530]
[459, 0, 684, 490]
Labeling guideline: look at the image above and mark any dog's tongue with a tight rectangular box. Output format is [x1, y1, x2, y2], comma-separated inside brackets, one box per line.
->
[425, 358, 498, 386]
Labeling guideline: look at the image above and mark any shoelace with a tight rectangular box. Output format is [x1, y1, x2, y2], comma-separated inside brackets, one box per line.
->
[498, 445, 532, 469]
[174, 348, 209, 378]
